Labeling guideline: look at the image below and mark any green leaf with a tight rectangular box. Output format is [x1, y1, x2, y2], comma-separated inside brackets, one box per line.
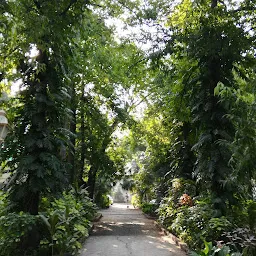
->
[39, 214, 51, 229]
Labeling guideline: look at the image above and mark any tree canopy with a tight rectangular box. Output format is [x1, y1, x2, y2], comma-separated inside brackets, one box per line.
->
[0, 0, 256, 255]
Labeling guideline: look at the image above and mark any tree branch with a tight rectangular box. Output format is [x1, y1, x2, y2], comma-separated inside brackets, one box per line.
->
[3, 46, 19, 59]
[60, 0, 77, 16]
[231, 6, 255, 13]
[60, 0, 92, 16]
[32, 0, 45, 14]
[33, 0, 41, 10]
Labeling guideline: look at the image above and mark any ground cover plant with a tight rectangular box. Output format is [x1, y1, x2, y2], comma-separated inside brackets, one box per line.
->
[0, 188, 96, 256]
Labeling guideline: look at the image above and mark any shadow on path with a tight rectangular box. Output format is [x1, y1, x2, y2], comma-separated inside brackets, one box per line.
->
[81, 203, 185, 256]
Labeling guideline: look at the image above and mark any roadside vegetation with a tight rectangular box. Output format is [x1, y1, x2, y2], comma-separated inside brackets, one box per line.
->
[1, 0, 256, 255]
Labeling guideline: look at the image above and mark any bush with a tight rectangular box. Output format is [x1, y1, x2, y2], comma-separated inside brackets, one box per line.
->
[230, 199, 256, 228]
[223, 228, 256, 256]
[95, 193, 111, 209]
[131, 194, 140, 208]
[39, 188, 97, 255]
[248, 200, 256, 231]
[141, 202, 158, 216]
[158, 195, 233, 249]
[190, 241, 242, 256]
[157, 179, 197, 227]
[170, 178, 197, 206]
[0, 188, 97, 256]
[157, 196, 177, 227]
[0, 212, 38, 256]
[202, 217, 232, 242]
[169, 204, 214, 248]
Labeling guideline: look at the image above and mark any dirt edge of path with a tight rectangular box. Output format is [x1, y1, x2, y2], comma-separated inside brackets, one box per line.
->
[154, 221, 189, 254]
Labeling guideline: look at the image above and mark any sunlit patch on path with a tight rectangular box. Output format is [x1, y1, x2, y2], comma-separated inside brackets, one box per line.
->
[80, 203, 185, 256]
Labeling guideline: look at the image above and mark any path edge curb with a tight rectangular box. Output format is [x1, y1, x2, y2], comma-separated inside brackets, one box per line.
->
[142, 212, 157, 220]
[89, 213, 103, 235]
[154, 221, 189, 255]
[94, 212, 103, 222]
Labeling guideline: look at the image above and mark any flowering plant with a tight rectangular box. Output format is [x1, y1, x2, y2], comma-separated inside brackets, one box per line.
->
[179, 193, 193, 206]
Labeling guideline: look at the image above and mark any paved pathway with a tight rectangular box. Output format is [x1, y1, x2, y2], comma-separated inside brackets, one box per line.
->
[81, 203, 186, 256]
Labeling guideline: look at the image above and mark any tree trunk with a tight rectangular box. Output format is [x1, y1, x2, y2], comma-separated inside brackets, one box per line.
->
[181, 121, 194, 180]
[19, 190, 40, 252]
[68, 84, 77, 185]
[87, 166, 97, 200]
[79, 91, 86, 187]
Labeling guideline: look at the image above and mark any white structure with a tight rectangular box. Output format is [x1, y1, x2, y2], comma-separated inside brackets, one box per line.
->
[112, 181, 131, 203]
[0, 110, 8, 143]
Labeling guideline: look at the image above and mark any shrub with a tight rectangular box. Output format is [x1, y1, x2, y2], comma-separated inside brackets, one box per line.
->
[223, 228, 256, 256]
[141, 202, 158, 216]
[39, 188, 97, 256]
[179, 193, 193, 206]
[157, 179, 197, 228]
[171, 178, 197, 206]
[230, 199, 256, 228]
[157, 196, 177, 227]
[0, 212, 38, 256]
[0, 188, 97, 256]
[0, 191, 40, 256]
[190, 241, 242, 256]
[248, 200, 256, 231]
[131, 194, 140, 208]
[158, 195, 233, 249]
[170, 204, 213, 248]
[202, 217, 232, 242]
[95, 193, 111, 209]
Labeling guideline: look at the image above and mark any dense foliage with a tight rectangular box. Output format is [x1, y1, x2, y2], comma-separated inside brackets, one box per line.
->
[1, 0, 256, 255]
[0, 189, 96, 255]
[0, 0, 144, 254]
[121, 0, 256, 254]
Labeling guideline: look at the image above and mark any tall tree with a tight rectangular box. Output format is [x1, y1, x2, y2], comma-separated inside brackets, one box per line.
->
[133, 0, 256, 215]
[0, 0, 147, 251]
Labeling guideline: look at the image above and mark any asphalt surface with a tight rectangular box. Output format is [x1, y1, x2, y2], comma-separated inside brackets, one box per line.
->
[80, 203, 186, 256]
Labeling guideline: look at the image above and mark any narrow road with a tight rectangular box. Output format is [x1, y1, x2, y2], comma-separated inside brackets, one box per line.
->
[81, 203, 186, 256]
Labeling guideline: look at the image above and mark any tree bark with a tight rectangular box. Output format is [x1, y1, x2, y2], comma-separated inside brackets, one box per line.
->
[87, 165, 97, 199]
[79, 89, 86, 187]
[181, 121, 194, 180]
[68, 83, 77, 185]
[19, 190, 40, 251]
